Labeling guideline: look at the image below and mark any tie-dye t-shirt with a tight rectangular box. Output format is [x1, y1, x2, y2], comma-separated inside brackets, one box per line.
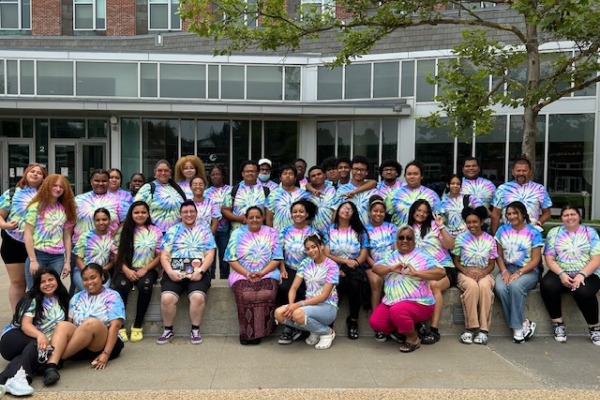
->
[112, 188, 134, 217]
[376, 180, 405, 200]
[440, 194, 484, 237]
[74, 230, 115, 267]
[298, 177, 308, 190]
[223, 182, 268, 230]
[462, 177, 496, 208]
[297, 256, 339, 307]
[265, 187, 310, 231]
[366, 222, 398, 264]
[74, 191, 125, 243]
[308, 185, 337, 233]
[495, 223, 543, 266]
[386, 185, 442, 226]
[324, 225, 370, 260]
[451, 231, 498, 268]
[205, 185, 232, 233]
[413, 221, 453, 268]
[69, 288, 125, 327]
[225, 225, 283, 286]
[161, 223, 216, 259]
[135, 180, 185, 233]
[2, 296, 66, 339]
[194, 197, 222, 229]
[24, 202, 74, 254]
[260, 180, 279, 192]
[492, 181, 552, 225]
[0, 186, 37, 242]
[336, 182, 377, 227]
[544, 225, 600, 276]
[280, 225, 319, 270]
[379, 249, 442, 306]
[177, 180, 193, 200]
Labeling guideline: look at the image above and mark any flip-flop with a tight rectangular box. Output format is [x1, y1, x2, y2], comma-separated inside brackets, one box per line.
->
[398, 341, 421, 353]
[315, 330, 336, 350]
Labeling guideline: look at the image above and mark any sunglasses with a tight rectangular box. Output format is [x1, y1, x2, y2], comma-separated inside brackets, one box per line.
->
[397, 235, 414, 241]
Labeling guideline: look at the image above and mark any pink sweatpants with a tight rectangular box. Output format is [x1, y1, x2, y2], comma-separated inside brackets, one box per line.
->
[369, 301, 435, 334]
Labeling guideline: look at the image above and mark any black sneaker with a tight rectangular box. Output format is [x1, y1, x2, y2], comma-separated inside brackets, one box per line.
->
[388, 331, 406, 344]
[278, 327, 302, 345]
[374, 331, 388, 342]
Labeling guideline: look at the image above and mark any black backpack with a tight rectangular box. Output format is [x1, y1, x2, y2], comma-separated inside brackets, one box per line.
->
[148, 180, 187, 201]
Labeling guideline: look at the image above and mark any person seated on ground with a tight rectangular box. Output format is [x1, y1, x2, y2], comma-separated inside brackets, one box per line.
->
[540, 204, 600, 345]
[451, 206, 498, 345]
[225, 206, 283, 345]
[275, 234, 339, 350]
[43, 263, 125, 386]
[369, 226, 445, 353]
[0, 268, 69, 397]
[156, 200, 215, 345]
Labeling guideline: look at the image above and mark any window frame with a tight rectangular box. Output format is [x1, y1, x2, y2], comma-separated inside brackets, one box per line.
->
[148, 0, 182, 31]
[0, 0, 31, 30]
[73, 0, 106, 31]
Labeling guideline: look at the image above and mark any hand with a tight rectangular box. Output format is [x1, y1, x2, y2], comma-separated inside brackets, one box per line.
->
[61, 262, 71, 279]
[559, 273, 574, 289]
[125, 268, 138, 282]
[433, 213, 445, 228]
[500, 270, 511, 284]
[135, 268, 147, 279]
[344, 259, 358, 269]
[465, 268, 481, 281]
[248, 271, 261, 283]
[312, 189, 322, 198]
[37, 335, 50, 351]
[282, 303, 298, 319]
[508, 271, 521, 283]
[571, 273, 585, 291]
[190, 270, 202, 282]
[167, 270, 183, 282]
[2, 220, 18, 230]
[91, 352, 109, 370]
[401, 263, 416, 276]
[29, 260, 39, 277]
[280, 268, 288, 280]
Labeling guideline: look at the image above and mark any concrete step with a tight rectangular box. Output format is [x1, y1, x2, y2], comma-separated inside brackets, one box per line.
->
[125, 278, 598, 338]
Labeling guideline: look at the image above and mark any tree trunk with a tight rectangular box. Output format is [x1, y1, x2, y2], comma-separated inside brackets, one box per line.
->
[521, 20, 540, 163]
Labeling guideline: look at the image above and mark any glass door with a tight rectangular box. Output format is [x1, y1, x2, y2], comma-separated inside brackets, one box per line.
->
[51, 143, 76, 194]
[50, 142, 106, 195]
[1, 141, 35, 191]
[81, 144, 106, 192]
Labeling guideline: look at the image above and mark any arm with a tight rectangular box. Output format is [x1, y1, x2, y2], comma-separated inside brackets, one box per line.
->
[265, 209, 274, 227]
[160, 250, 183, 282]
[24, 222, 38, 276]
[434, 214, 455, 250]
[75, 255, 86, 271]
[490, 207, 502, 236]
[190, 248, 215, 281]
[221, 206, 245, 224]
[20, 315, 50, 350]
[495, 242, 510, 283]
[406, 264, 446, 281]
[544, 254, 574, 289]
[135, 253, 162, 279]
[0, 208, 18, 230]
[343, 179, 377, 198]
[62, 225, 73, 278]
[210, 218, 218, 235]
[323, 245, 355, 268]
[536, 207, 551, 226]
[228, 260, 251, 278]
[92, 318, 123, 370]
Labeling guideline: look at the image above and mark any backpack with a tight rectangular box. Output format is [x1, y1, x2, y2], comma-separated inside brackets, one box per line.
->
[230, 183, 270, 209]
[7, 187, 16, 205]
[149, 180, 187, 202]
[462, 194, 471, 209]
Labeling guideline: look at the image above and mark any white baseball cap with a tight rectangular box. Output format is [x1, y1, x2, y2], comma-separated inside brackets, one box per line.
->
[258, 158, 272, 167]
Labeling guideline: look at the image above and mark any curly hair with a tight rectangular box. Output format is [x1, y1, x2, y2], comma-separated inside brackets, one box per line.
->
[28, 174, 76, 223]
[17, 163, 48, 189]
[175, 155, 207, 184]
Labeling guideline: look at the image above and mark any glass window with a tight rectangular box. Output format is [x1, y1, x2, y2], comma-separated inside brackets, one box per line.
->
[247, 66, 282, 100]
[88, 119, 108, 138]
[508, 115, 545, 184]
[0, 0, 30, 29]
[7, 60, 17, 95]
[141, 63, 158, 97]
[121, 118, 141, 183]
[37, 61, 74, 96]
[74, 0, 105, 30]
[574, 54, 598, 97]
[338, 121, 351, 158]
[284, 66, 301, 101]
[416, 59, 436, 102]
[547, 114, 594, 219]
[506, 60, 527, 100]
[345, 64, 371, 99]
[317, 66, 342, 100]
[245, 0, 259, 27]
[415, 120, 454, 185]
[50, 119, 85, 139]
[77, 62, 137, 97]
[231, 120, 250, 184]
[374, 62, 399, 98]
[381, 119, 398, 161]
[160, 63, 205, 99]
[0, 119, 21, 138]
[148, 0, 181, 30]
[35, 119, 49, 166]
[316, 121, 336, 164]
[181, 119, 195, 156]
[401, 60, 415, 97]
[197, 120, 230, 173]
[142, 118, 179, 176]
[264, 121, 298, 170]
[353, 120, 379, 167]
[19, 60, 33, 95]
[251, 120, 261, 161]
[208, 65, 219, 99]
[22, 118, 33, 138]
[0, 60, 4, 94]
[221, 65, 244, 100]
[475, 116, 507, 185]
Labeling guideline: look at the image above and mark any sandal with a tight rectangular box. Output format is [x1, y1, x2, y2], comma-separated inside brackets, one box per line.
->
[130, 327, 144, 343]
[346, 317, 359, 340]
[305, 332, 320, 346]
[421, 329, 440, 345]
[118, 328, 129, 342]
[398, 341, 421, 353]
[315, 330, 336, 350]
[43, 366, 60, 386]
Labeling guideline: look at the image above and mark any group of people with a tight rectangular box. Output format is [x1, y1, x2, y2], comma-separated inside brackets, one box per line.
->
[1, 152, 599, 396]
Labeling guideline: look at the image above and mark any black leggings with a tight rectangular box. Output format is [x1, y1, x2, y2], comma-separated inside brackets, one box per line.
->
[112, 269, 159, 328]
[540, 271, 600, 324]
[337, 274, 362, 320]
[0, 329, 39, 384]
[276, 267, 306, 306]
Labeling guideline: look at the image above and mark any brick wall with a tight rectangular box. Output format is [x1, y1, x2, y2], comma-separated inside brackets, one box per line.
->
[107, 0, 137, 36]
[32, 0, 62, 36]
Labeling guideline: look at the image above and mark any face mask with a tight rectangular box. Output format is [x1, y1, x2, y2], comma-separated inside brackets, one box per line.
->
[258, 173, 270, 182]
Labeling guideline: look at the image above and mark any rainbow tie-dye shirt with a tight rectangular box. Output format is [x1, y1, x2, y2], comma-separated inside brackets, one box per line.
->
[386, 185, 441, 226]
[451, 231, 498, 268]
[440, 194, 484, 237]
[194, 197, 222, 229]
[114, 225, 163, 269]
[1, 296, 66, 339]
[492, 181, 552, 224]
[336, 182, 378, 227]
[74, 230, 115, 267]
[379, 249, 442, 306]
[161, 223, 216, 259]
[69, 288, 125, 327]
[413, 221, 453, 268]
[0, 186, 37, 242]
[461, 177, 496, 208]
[495, 223, 543, 266]
[205, 185, 232, 233]
[135, 181, 185, 233]
[307, 185, 337, 233]
[297, 256, 339, 307]
[544, 225, 600, 276]
[265, 186, 310, 231]
[366, 222, 398, 264]
[223, 182, 268, 230]
[74, 191, 125, 243]
[112, 188, 134, 216]
[177, 180, 193, 200]
[24, 202, 73, 254]
[324, 225, 369, 260]
[280, 225, 319, 270]
[376, 179, 405, 200]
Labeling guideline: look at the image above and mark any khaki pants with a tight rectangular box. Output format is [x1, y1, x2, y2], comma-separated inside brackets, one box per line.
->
[457, 272, 495, 331]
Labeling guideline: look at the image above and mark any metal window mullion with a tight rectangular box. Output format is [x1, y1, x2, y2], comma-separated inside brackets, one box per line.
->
[73, 61, 77, 96]
[543, 114, 549, 187]
[370, 62, 374, 99]
[378, 119, 383, 166]
[157, 63, 161, 98]
[341, 66, 346, 100]
[504, 114, 510, 184]
[453, 137, 458, 175]
[282, 66, 286, 101]
[244, 65, 247, 100]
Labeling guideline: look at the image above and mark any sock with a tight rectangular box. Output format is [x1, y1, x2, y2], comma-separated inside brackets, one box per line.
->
[164, 326, 173, 331]
[191, 325, 200, 331]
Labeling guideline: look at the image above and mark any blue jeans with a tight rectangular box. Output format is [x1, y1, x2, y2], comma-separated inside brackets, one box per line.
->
[284, 303, 337, 335]
[25, 251, 64, 290]
[210, 230, 230, 279]
[495, 264, 538, 329]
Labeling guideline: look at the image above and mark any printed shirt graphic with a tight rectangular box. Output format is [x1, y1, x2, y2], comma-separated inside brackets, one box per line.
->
[297, 257, 339, 307]
[324, 224, 369, 260]
[495, 223, 543, 266]
[544, 225, 600, 276]
[205, 185, 232, 233]
[265, 186, 310, 231]
[380, 249, 441, 306]
[74, 230, 115, 266]
[135, 180, 185, 233]
[451, 231, 498, 268]
[161, 223, 216, 259]
[492, 180, 552, 224]
[335, 182, 377, 226]
[0, 186, 37, 242]
[69, 288, 125, 327]
[308, 185, 337, 233]
[413, 221, 453, 268]
[440, 194, 484, 237]
[280, 225, 319, 270]
[366, 222, 398, 264]
[225, 225, 283, 285]
[461, 177, 497, 208]
[386, 185, 441, 226]
[24, 202, 72, 254]
[74, 191, 125, 243]
[376, 179, 405, 200]
[223, 182, 268, 230]
[194, 197, 222, 229]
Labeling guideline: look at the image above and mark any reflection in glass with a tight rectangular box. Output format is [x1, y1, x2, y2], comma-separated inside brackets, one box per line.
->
[316, 121, 336, 164]
[382, 119, 398, 161]
[160, 64, 205, 99]
[345, 64, 371, 99]
[121, 118, 141, 185]
[20, 61, 34, 95]
[416, 59, 435, 102]
[221, 66, 244, 99]
[77, 62, 137, 97]
[88, 120, 108, 138]
[38, 61, 74, 96]
[142, 118, 179, 177]
[197, 120, 230, 176]
[374, 62, 399, 98]
[415, 121, 454, 185]
[317, 66, 342, 100]
[141, 63, 158, 97]
[231, 120, 250, 184]
[476, 116, 507, 185]
[401, 60, 415, 97]
[338, 121, 351, 159]
[51, 119, 85, 139]
[264, 121, 298, 171]
[508, 115, 545, 184]
[247, 66, 282, 100]
[181, 120, 195, 156]
[0, 119, 21, 138]
[353, 120, 379, 170]
[284, 67, 301, 101]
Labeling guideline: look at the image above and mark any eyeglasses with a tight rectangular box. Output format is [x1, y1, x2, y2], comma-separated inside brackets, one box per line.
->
[156, 169, 170, 173]
[382, 168, 397, 173]
[181, 210, 197, 215]
[397, 235, 414, 241]
[191, 183, 205, 188]
[352, 168, 368, 173]
[242, 170, 258, 174]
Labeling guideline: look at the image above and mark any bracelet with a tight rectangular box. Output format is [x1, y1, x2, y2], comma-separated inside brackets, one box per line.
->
[300, 300, 306, 307]
[102, 350, 110, 356]
[578, 271, 588, 278]
[558, 271, 566, 277]
[438, 225, 446, 230]
[501, 270, 509, 275]
[517, 270, 523, 276]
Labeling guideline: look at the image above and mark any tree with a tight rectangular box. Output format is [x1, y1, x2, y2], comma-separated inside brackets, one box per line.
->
[180, 0, 600, 161]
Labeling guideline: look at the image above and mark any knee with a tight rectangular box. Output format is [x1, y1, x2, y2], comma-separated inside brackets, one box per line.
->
[190, 293, 205, 306]
[274, 306, 285, 321]
[161, 293, 178, 307]
[79, 318, 104, 331]
[291, 308, 306, 325]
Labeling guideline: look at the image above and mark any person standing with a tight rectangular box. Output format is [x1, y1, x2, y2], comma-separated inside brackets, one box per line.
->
[265, 164, 309, 231]
[461, 157, 496, 209]
[336, 155, 378, 227]
[376, 160, 404, 200]
[257, 158, 279, 191]
[306, 165, 338, 234]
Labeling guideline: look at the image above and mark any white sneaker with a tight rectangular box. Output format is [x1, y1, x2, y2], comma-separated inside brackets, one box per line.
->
[553, 323, 567, 343]
[5, 368, 34, 397]
[513, 328, 525, 344]
[523, 319, 536, 341]
[590, 326, 600, 346]
[1, 384, 6, 397]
